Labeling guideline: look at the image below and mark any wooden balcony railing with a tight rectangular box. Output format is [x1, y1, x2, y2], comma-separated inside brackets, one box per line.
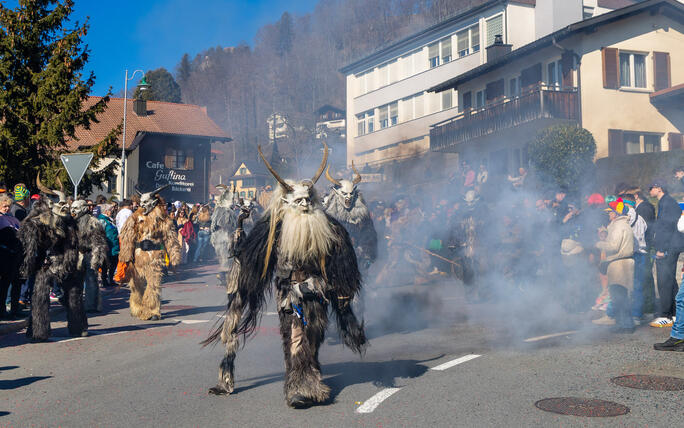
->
[430, 84, 579, 151]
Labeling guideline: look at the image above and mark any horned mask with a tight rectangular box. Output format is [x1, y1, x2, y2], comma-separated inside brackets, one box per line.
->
[258, 142, 328, 214]
[70, 199, 89, 219]
[215, 183, 237, 209]
[136, 184, 169, 215]
[36, 173, 69, 217]
[325, 161, 362, 209]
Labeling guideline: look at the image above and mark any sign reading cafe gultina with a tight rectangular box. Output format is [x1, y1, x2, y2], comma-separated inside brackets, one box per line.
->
[145, 161, 195, 193]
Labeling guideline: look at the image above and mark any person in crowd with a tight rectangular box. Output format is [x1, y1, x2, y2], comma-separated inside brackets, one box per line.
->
[476, 163, 488, 189]
[648, 180, 681, 328]
[634, 190, 657, 314]
[507, 167, 527, 190]
[193, 205, 212, 263]
[551, 189, 569, 224]
[95, 194, 107, 205]
[592, 200, 635, 333]
[116, 199, 133, 233]
[462, 161, 475, 189]
[654, 210, 684, 351]
[97, 204, 120, 287]
[10, 183, 30, 221]
[0, 193, 22, 319]
[672, 166, 684, 191]
[621, 194, 648, 325]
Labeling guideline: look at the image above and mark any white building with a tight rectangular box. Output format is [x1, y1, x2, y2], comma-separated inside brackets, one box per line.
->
[340, 0, 635, 179]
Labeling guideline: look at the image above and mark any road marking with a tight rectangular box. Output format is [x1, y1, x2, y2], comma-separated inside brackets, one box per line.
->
[265, 312, 278, 316]
[430, 354, 481, 371]
[523, 330, 577, 343]
[174, 319, 211, 324]
[355, 388, 401, 414]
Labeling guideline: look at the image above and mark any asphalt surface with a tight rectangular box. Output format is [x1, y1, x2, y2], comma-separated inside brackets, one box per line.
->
[1, 262, 682, 427]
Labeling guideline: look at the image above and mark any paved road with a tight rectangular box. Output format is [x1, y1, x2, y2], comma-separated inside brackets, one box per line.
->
[1, 263, 682, 427]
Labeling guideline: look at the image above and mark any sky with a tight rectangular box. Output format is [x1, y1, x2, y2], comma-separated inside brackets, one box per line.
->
[4, 0, 320, 96]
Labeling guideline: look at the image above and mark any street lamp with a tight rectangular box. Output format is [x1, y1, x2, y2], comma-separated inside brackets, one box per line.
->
[120, 69, 148, 199]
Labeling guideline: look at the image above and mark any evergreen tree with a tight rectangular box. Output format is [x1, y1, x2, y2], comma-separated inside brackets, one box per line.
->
[133, 68, 181, 103]
[277, 12, 294, 57]
[0, 0, 119, 190]
[177, 53, 192, 86]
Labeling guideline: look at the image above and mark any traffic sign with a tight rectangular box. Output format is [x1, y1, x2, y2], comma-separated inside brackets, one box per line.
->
[60, 153, 93, 198]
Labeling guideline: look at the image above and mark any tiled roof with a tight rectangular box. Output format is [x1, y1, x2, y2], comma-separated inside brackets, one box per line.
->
[67, 97, 230, 150]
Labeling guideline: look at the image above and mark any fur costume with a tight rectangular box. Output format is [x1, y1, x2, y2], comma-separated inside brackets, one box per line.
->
[210, 184, 240, 275]
[204, 143, 367, 408]
[19, 176, 86, 341]
[323, 163, 377, 271]
[71, 200, 109, 312]
[119, 185, 181, 321]
[0, 213, 22, 318]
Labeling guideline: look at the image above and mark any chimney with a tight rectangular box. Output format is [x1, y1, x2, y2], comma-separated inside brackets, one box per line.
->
[133, 98, 147, 116]
[486, 35, 512, 62]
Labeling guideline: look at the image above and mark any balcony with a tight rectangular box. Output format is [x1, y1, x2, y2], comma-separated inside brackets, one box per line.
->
[430, 85, 579, 152]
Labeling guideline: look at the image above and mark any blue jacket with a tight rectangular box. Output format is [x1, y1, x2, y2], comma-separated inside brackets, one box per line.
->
[97, 214, 120, 256]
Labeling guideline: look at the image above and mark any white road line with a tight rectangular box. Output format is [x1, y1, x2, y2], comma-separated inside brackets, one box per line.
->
[523, 330, 577, 343]
[265, 312, 278, 316]
[430, 354, 481, 371]
[355, 388, 401, 414]
[174, 319, 211, 324]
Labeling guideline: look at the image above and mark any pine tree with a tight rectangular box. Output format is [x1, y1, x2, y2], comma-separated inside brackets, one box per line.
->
[133, 68, 182, 103]
[0, 0, 119, 190]
[177, 53, 192, 86]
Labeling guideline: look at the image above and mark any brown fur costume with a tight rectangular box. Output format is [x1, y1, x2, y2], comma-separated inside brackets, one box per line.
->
[119, 198, 181, 320]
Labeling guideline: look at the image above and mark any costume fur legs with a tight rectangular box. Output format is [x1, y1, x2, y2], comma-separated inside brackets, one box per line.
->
[129, 251, 164, 320]
[27, 270, 87, 341]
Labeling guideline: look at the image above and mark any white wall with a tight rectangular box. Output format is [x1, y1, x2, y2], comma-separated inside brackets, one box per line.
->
[535, 0, 584, 39]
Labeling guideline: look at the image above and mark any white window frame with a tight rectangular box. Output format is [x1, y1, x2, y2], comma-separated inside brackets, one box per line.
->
[457, 24, 480, 58]
[428, 42, 440, 68]
[441, 89, 453, 110]
[389, 102, 398, 126]
[619, 51, 648, 90]
[623, 131, 662, 153]
[441, 36, 452, 64]
[476, 90, 485, 109]
[485, 14, 504, 48]
[546, 60, 562, 89]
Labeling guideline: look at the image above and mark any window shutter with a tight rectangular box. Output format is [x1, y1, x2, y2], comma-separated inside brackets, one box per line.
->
[561, 51, 574, 89]
[668, 132, 684, 151]
[520, 63, 542, 89]
[653, 52, 671, 92]
[608, 129, 624, 156]
[602, 47, 619, 89]
[462, 91, 472, 110]
[486, 79, 504, 101]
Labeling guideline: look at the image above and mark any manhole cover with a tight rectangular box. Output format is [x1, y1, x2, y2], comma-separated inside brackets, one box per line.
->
[611, 375, 684, 391]
[535, 397, 630, 417]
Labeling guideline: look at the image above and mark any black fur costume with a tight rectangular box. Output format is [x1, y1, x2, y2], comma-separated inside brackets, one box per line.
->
[74, 206, 109, 312]
[0, 216, 22, 318]
[204, 212, 367, 408]
[19, 199, 87, 341]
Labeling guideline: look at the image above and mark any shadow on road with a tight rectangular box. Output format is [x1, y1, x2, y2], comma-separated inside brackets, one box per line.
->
[0, 411, 9, 417]
[163, 305, 225, 318]
[0, 375, 52, 390]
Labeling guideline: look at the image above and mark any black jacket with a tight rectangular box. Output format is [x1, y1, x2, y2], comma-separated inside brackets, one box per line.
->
[9, 202, 27, 221]
[652, 193, 682, 252]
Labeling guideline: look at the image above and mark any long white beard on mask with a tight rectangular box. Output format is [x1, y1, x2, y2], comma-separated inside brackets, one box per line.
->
[278, 206, 338, 265]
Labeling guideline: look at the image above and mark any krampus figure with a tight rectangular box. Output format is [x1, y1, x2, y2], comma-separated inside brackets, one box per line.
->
[119, 185, 181, 320]
[324, 162, 377, 272]
[71, 200, 109, 312]
[204, 143, 367, 408]
[210, 183, 241, 284]
[450, 190, 487, 300]
[19, 176, 86, 341]
[0, 201, 22, 319]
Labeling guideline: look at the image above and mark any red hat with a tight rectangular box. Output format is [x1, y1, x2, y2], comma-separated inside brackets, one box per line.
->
[31, 194, 40, 200]
[586, 193, 605, 206]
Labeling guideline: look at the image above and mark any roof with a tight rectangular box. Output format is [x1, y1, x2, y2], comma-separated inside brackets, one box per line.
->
[68, 97, 231, 151]
[316, 104, 345, 115]
[430, 0, 683, 92]
[340, 0, 522, 74]
[232, 159, 269, 178]
[650, 82, 684, 105]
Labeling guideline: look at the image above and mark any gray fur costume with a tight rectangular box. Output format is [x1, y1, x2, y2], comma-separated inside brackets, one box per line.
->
[19, 197, 87, 341]
[204, 144, 366, 409]
[72, 200, 109, 312]
[210, 185, 240, 276]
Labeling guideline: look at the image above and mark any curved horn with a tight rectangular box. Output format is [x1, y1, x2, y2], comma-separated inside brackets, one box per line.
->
[36, 172, 55, 195]
[325, 165, 342, 187]
[311, 142, 329, 184]
[56, 175, 64, 192]
[351, 160, 362, 185]
[152, 184, 169, 196]
[215, 184, 228, 190]
[258, 145, 293, 192]
[54, 175, 66, 202]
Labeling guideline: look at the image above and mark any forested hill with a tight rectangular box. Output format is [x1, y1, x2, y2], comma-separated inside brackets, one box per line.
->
[177, 0, 483, 168]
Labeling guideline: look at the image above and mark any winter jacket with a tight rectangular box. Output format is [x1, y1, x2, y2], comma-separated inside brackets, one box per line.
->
[98, 213, 120, 256]
[596, 215, 634, 291]
[627, 207, 647, 253]
[651, 193, 682, 253]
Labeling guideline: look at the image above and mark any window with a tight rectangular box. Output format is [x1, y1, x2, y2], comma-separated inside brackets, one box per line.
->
[366, 110, 374, 133]
[441, 90, 453, 110]
[357, 113, 365, 136]
[547, 61, 561, 88]
[457, 24, 480, 58]
[239, 167, 247, 175]
[428, 42, 440, 68]
[248, 191, 254, 198]
[486, 15, 503, 48]
[379, 105, 389, 129]
[389, 102, 398, 126]
[644, 134, 661, 152]
[476, 90, 485, 109]
[509, 77, 520, 97]
[619, 52, 647, 88]
[164, 148, 194, 170]
[240, 191, 245, 198]
[441, 37, 452, 64]
[624, 132, 640, 155]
